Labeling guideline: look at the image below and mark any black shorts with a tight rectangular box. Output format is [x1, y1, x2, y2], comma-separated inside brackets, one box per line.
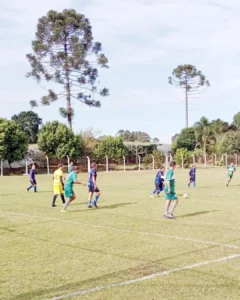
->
[190, 177, 195, 182]
[30, 179, 37, 185]
[88, 185, 100, 193]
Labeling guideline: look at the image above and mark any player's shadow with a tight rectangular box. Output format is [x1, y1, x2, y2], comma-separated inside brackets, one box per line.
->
[70, 202, 136, 212]
[195, 186, 214, 188]
[178, 210, 219, 218]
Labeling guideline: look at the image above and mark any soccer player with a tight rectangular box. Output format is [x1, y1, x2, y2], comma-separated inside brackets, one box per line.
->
[88, 162, 101, 208]
[150, 166, 165, 198]
[61, 166, 86, 213]
[52, 164, 65, 207]
[27, 164, 37, 192]
[188, 165, 196, 188]
[226, 162, 236, 186]
[164, 161, 178, 219]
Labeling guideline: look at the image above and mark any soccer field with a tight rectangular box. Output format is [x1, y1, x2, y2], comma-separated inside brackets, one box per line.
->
[1, 169, 240, 300]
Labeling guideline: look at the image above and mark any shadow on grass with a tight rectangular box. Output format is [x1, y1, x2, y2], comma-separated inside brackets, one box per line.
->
[0, 194, 15, 196]
[178, 210, 219, 218]
[70, 202, 137, 212]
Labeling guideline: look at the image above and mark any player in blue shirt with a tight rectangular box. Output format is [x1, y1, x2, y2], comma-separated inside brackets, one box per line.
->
[27, 164, 37, 192]
[188, 165, 196, 188]
[150, 166, 165, 198]
[88, 162, 101, 208]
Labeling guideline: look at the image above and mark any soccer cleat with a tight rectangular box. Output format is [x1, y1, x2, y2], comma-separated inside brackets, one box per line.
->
[150, 194, 154, 198]
[163, 215, 170, 219]
[52, 204, 57, 208]
[27, 189, 29, 192]
[61, 209, 68, 213]
[169, 214, 176, 219]
[93, 203, 99, 208]
[88, 205, 92, 208]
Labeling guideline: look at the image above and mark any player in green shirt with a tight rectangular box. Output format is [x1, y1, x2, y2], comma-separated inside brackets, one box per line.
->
[164, 161, 178, 219]
[226, 162, 236, 186]
[61, 166, 86, 213]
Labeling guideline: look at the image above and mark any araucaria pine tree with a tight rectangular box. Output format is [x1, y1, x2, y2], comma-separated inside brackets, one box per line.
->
[26, 9, 109, 129]
[169, 65, 210, 128]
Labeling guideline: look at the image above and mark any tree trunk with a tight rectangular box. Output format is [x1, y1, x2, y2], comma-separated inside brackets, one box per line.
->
[64, 42, 72, 130]
[185, 83, 188, 128]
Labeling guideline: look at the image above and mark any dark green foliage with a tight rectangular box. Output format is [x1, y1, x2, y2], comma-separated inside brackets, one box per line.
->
[38, 121, 83, 159]
[0, 119, 28, 164]
[172, 128, 196, 152]
[26, 9, 109, 128]
[152, 149, 165, 167]
[233, 112, 240, 129]
[94, 136, 127, 161]
[175, 148, 191, 168]
[221, 131, 240, 154]
[11, 111, 42, 144]
[117, 130, 151, 142]
[210, 119, 229, 134]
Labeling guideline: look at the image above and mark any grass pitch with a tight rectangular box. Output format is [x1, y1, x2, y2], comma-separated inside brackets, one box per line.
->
[1, 168, 240, 300]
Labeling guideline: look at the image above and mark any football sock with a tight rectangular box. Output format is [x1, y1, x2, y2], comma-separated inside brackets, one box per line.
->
[193, 182, 196, 188]
[63, 200, 70, 210]
[169, 201, 178, 215]
[164, 201, 170, 216]
[52, 195, 58, 206]
[94, 196, 99, 204]
[88, 200, 92, 206]
[60, 194, 65, 204]
[28, 186, 33, 190]
[34, 186, 37, 192]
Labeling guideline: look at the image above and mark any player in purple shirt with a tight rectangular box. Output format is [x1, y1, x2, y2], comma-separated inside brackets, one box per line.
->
[27, 164, 37, 192]
[188, 165, 196, 188]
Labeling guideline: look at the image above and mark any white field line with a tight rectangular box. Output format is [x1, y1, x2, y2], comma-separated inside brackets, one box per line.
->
[48, 254, 240, 300]
[1, 211, 240, 250]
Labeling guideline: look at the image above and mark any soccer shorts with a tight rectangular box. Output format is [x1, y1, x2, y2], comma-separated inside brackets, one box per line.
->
[30, 179, 37, 185]
[88, 184, 100, 193]
[64, 187, 75, 198]
[190, 177, 195, 182]
[228, 174, 233, 178]
[53, 185, 63, 195]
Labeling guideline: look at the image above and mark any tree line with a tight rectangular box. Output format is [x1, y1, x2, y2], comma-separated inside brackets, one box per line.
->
[172, 113, 240, 166]
[0, 111, 161, 167]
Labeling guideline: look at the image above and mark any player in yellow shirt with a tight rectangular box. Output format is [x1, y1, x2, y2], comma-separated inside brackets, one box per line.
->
[52, 164, 65, 207]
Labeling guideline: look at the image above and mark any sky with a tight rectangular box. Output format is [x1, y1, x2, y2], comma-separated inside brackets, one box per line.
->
[0, 0, 240, 143]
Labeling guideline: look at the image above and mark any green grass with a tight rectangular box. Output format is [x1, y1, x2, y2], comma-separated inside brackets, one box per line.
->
[1, 169, 240, 300]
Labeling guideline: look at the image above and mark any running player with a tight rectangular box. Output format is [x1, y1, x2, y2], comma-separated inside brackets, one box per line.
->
[52, 164, 65, 207]
[88, 162, 101, 208]
[27, 164, 37, 192]
[150, 166, 165, 198]
[61, 166, 86, 213]
[188, 165, 196, 188]
[226, 162, 236, 186]
[164, 161, 178, 219]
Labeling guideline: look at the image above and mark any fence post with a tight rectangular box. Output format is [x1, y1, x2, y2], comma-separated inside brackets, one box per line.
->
[234, 154, 238, 166]
[46, 156, 50, 175]
[106, 155, 109, 172]
[170, 154, 173, 162]
[67, 155, 70, 166]
[86, 156, 90, 173]
[181, 154, 184, 169]
[213, 154, 217, 166]
[151, 155, 155, 170]
[204, 153, 207, 168]
[1, 159, 3, 176]
[192, 154, 195, 165]
[138, 155, 141, 171]
[165, 154, 168, 169]
[25, 158, 28, 175]
[224, 154, 228, 167]
[123, 156, 126, 172]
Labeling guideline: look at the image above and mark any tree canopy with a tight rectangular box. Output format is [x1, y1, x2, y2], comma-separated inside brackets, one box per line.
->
[11, 111, 42, 144]
[169, 64, 210, 128]
[38, 121, 83, 159]
[117, 130, 151, 142]
[94, 136, 127, 161]
[172, 128, 196, 152]
[0, 118, 28, 166]
[26, 9, 109, 129]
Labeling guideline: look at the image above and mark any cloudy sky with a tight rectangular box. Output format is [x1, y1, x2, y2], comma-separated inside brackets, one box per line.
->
[0, 0, 239, 143]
